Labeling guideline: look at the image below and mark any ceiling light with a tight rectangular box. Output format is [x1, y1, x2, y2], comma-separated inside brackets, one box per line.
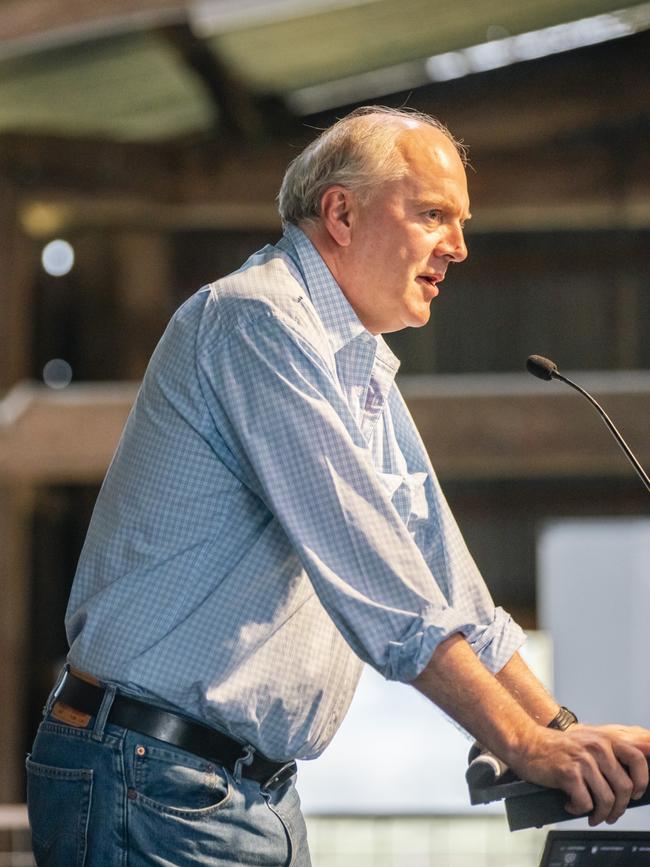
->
[287, 3, 650, 114]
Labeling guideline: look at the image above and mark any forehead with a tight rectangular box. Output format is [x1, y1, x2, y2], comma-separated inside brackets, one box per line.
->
[393, 124, 469, 210]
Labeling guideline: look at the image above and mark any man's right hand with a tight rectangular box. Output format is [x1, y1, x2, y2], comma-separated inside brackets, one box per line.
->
[413, 634, 650, 827]
[508, 723, 650, 826]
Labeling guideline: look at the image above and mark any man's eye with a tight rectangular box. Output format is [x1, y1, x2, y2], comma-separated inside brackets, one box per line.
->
[426, 210, 443, 221]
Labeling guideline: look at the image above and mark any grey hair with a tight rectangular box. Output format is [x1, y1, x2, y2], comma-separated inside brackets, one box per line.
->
[277, 106, 466, 228]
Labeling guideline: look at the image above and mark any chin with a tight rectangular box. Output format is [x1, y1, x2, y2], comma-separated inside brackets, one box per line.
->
[407, 307, 431, 328]
[381, 305, 431, 333]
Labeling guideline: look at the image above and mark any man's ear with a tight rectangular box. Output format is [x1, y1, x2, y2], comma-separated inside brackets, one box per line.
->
[320, 186, 354, 247]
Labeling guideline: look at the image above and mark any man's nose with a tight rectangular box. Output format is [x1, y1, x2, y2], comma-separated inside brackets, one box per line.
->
[438, 224, 468, 263]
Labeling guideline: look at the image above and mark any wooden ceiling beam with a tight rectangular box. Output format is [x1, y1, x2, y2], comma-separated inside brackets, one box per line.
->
[2, 377, 649, 484]
[0, 383, 135, 483]
[8, 128, 649, 235]
[157, 21, 267, 143]
[16, 189, 650, 237]
[18, 196, 281, 235]
[402, 374, 650, 483]
[0, 0, 186, 51]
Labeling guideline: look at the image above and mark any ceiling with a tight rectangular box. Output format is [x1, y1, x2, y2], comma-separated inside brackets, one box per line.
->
[0, 0, 647, 141]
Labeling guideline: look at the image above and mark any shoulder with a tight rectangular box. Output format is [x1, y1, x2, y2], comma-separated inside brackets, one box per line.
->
[199, 246, 328, 353]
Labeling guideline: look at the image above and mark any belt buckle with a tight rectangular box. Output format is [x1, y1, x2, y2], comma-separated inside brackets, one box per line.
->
[262, 761, 297, 792]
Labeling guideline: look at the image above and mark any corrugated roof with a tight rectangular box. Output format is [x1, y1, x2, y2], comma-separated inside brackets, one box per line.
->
[209, 0, 645, 89]
[0, 0, 647, 141]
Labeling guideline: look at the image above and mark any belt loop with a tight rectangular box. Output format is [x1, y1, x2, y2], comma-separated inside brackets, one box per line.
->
[233, 745, 255, 783]
[43, 664, 69, 718]
[91, 683, 117, 741]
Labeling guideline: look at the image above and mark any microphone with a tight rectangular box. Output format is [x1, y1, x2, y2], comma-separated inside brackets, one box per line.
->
[526, 354, 650, 494]
[525, 354, 558, 381]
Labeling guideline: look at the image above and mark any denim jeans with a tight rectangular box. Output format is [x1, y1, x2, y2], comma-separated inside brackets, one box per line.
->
[26, 686, 311, 866]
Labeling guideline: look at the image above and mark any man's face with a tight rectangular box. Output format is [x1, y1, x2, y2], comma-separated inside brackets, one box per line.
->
[339, 124, 470, 334]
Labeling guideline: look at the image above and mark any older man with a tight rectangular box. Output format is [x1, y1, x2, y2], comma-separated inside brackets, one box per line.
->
[27, 107, 650, 866]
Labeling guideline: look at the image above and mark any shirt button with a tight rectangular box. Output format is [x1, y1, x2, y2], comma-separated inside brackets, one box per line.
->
[135, 745, 146, 756]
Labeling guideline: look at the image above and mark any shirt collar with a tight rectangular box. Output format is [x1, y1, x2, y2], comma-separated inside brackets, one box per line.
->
[279, 225, 400, 375]
[279, 224, 368, 355]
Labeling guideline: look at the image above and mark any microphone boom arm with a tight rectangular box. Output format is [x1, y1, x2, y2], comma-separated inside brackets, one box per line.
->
[526, 355, 650, 495]
[552, 370, 650, 495]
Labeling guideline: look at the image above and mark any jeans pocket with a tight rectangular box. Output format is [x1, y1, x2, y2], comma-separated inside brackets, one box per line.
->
[131, 741, 232, 817]
[26, 756, 93, 867]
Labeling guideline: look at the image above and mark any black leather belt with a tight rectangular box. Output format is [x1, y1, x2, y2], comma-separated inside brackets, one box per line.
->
[55, 671, 297, 792]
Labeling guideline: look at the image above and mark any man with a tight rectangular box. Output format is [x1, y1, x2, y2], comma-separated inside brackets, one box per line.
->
[27, 107, 650, 866]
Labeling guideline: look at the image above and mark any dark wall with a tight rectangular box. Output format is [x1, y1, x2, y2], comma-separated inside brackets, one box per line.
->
[387, 230, 650, 374]
[31, 227, 650, 382]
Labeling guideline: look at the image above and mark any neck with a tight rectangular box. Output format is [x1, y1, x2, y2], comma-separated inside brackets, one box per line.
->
[298, 220, 370, 324]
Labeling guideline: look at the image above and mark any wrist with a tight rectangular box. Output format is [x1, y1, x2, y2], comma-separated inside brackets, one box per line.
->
[498, 711, 543, 769]
[547, 705, 578, 731]
[502, 706, 578, 770]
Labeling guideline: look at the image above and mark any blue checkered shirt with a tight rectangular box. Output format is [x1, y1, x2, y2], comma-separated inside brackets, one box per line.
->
[66, 224, 525, 761]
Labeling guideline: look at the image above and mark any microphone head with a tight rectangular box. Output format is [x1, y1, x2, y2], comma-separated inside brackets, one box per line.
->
[526, 354, 558, 381]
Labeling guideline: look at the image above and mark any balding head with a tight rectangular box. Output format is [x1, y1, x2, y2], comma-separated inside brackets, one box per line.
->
[277, 106, 466, 228]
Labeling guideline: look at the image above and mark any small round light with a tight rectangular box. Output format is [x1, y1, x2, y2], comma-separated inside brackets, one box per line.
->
[42, 239, 75, 276]
[43, 358, 73, 389]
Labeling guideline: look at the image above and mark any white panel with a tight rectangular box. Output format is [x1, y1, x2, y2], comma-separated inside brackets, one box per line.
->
[538, 518, 650, 726]
[538, 517, 650, 830]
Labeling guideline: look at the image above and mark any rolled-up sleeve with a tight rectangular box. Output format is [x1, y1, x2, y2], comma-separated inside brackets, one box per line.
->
[198, 308, 524, 682]
[387, 604, 524, 681]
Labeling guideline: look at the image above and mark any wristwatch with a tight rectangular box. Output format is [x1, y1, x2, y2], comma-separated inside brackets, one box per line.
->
[547, 706, 578, 731]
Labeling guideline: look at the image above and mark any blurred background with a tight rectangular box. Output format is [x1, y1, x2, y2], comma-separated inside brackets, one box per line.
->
[0, 0, 649, 863]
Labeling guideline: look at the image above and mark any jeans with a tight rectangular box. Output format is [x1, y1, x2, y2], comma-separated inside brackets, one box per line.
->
[26, 686, 311, 866]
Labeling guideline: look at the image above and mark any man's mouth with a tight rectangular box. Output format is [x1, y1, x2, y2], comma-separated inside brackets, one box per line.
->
[417, 274, 444, 295]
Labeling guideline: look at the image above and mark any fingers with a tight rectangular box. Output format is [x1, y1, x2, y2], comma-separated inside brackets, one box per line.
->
[550, 730, 648, 826]
[572, 740, 645, 825]
[589, 731, 650, 822]
[597, 770, 633, 826]
[562, 769, 620, 826]
[598, 742, 637, 824]
[562, 773, 594, 819]
[565, 754, 620, 826]
[597, 725, 650, 755]
[613, 741, 650, 800]
[516, 725, 650, 827]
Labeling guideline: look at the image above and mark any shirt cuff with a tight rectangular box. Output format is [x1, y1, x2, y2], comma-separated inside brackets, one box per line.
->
[385, 605, 526, 682]
[464, 606, 527, 674]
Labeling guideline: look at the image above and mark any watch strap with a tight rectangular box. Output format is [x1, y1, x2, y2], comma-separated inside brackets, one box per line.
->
[547, 706, 578, 731]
